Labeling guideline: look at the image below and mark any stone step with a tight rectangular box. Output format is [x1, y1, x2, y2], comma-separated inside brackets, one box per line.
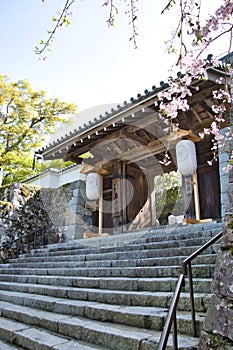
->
[0, 339, 24, 350]
[0, 297, 206, 337]
[5, 245, 220, 268]
[145, 222, 222, 239]
[0, 223, 222, 350]
[17, 236, 220, 261]
[0, 274, 213, 293]
[0, 302, 200, 350]
[4, 253, 217, 269]
[0, 316, 110, 350]
[17, 222, 222, 258]
[0, 264, 216, 278]
[33, 222, 222, 250]
[0, 283, 211, 312]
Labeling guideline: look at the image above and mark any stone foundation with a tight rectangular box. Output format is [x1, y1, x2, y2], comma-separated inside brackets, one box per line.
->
[199, 229, 233, 349]
[0, 180, 92, 255]
[198, 141, 233, 350]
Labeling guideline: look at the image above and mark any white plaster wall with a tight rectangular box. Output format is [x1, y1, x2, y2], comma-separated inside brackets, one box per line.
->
[25, 165, 86, 189]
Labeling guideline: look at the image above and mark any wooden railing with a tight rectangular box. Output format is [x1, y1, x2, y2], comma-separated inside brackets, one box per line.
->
[158, 230, 223, 350]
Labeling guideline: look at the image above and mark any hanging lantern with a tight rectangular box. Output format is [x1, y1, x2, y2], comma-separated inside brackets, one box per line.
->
[86, 172, 100, 200]
[176, 140, 197, 175]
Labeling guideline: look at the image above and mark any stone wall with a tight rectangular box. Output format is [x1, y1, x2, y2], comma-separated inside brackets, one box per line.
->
[198, 226, 233, 349]
[219, 130, 233, 218]
[0, 180, 92, 260]
[199, 143, 233, 349]
[40, 179, 92, 241]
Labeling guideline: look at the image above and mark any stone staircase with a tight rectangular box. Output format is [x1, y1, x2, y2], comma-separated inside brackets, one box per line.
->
[0, 222, 223, 350]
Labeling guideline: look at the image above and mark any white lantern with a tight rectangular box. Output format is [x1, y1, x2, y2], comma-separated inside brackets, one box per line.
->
[176, 140, 197, 175]
[86, 172, 100, 200]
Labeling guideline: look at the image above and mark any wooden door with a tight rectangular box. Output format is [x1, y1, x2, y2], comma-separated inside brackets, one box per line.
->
[198, 166, 221, 220]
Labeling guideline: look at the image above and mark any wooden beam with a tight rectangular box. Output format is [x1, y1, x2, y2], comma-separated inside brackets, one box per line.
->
[189, 84, 218, 104]
[199, 101, 215, 119]
[120, 130, 148, 145]
[190, 107, 203, 124]
[65, 130, 122, 161]
[80, 162, 95, 174]
[167, 128, 201, 143]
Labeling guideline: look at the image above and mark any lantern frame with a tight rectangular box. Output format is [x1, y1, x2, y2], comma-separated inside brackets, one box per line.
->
[86, 172, 100, 200]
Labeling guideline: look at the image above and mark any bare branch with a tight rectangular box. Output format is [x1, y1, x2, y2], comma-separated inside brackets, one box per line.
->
[161, 0, 177, 15]
[35, 0, 75, 56]
[103, 0, 118, 27]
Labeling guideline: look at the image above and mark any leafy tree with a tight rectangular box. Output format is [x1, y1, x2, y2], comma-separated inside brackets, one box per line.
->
[0, 75, 76, 185]
[40, 159, 74, 172]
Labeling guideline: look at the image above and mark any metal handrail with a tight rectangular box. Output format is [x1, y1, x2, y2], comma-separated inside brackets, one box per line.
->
[0, 227, 46, 262]
[158, 230, 223, 350]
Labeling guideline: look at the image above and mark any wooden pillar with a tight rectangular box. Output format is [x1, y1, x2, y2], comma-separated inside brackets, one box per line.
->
[98, 174, 103, 234]
[112, 161, 122, 233]
[193, 171, 201, 221]
[121, 162, 127, 227]
[148, 173, 155, 226]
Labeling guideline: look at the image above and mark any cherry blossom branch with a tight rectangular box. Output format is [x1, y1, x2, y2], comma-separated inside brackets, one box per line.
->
[196, 24, 233, 59]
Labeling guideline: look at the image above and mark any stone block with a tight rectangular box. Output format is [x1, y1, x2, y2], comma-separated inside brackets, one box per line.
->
[72, 189, 79, 198]
[74, 225, 86, 240]
[65, 225, 76, 241]
[16, 327, 67, 349]
[54, 340, 100, 350]
[72, 277, 100, 289]
[62, 213, 76, 226]
[99, 277, 137, 291]
[221, 174, 230, 193]
[54, 300, 85, 317]
[84, 208, 92, 216]
[212, 250, 233, 298]
[198, 330, 233, 350]
[58, 317, 83, 340]
[80, 321, 145, 350]
[204, 295, 233, 342]
[83, 215, 92, 225]
[76, 205, 85, 215]
[0, 318, 30, 344]
[76, 196, 85, 206]
[219, 151, 230, 164]
[68, 181, 80, 191]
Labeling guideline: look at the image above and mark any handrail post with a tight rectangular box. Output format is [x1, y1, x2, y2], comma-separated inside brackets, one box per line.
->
[187, 261, 197, 337]
[172, 311, 178, 350]
[158, 274, 185, 350]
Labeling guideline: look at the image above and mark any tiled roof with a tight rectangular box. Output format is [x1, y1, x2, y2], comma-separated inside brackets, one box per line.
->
[40, 81, 168, 158]
[40, 60, 229, 161]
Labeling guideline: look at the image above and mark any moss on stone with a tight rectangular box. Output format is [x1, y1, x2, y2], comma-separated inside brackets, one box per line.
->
[0, 201, 13, 209]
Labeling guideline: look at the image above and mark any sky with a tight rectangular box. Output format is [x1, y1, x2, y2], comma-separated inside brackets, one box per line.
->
[0, 0, 229, 115]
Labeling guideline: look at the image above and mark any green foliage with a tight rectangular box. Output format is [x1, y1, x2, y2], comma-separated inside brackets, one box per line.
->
[154, 171, 183, 224]
[0, 201, 13, 210]
[40, 159, 74, 172]
[227, 214, 233, 229]
[35, 0, 74, 56]
[0, 75, 76, 185]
